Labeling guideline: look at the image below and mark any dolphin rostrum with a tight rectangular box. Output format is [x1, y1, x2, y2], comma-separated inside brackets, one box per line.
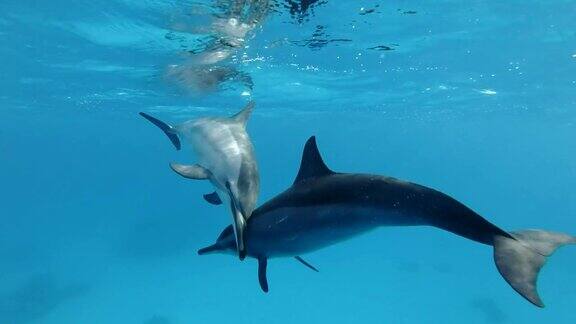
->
[199, 136, 574, 307]
[139, 102, 259, 259]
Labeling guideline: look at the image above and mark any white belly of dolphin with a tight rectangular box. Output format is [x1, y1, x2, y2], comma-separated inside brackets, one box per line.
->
[246, 204, 421, 258]
[185, 119, 244, 188]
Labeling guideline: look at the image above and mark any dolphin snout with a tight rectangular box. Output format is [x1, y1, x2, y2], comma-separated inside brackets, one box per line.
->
[198, 243, 221, 255]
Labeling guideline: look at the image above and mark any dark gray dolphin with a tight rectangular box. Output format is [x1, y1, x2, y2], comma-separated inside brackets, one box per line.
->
[139, 102, 259, 259]
[199, 136, 575, 307]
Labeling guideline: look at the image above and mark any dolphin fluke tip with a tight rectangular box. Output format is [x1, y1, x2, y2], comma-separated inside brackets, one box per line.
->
[139, 112, 181, 150]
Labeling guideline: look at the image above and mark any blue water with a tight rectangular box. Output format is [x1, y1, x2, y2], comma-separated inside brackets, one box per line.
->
[1, 1, 576, 323]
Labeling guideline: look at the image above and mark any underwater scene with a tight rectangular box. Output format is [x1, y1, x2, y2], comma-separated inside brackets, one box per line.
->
[1, 0, 576, 323]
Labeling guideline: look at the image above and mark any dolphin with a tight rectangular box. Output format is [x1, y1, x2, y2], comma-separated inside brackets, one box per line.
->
[139, 102, 259, 259]
[199, 136, 575, 307]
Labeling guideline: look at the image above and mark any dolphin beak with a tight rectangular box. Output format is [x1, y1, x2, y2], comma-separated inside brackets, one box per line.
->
[224, 181, 248, 260]
[233, 210, 247, 260]
[198, 243, 220, 255]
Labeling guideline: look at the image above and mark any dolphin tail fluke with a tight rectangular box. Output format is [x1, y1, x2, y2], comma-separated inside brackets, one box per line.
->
[493, 230, 575, 307]
[139, 112, 181, 150]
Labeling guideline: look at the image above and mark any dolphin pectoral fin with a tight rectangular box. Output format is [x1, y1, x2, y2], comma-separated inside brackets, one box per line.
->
[170, 163, 211, 180]
[203, 191, 223, 205]
[294, 256, 319, 272]
[225, 181, 247, 260]
[139, 112, 181, 150]
[258, 257, 269, 293]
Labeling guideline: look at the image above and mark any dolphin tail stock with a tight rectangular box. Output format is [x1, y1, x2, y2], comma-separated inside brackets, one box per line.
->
[493, 229, 576, 307]
[139, 112, 181, 150]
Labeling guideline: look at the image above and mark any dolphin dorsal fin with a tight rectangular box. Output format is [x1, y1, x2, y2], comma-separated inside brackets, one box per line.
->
[232, 101, 255, 126]
[293, 136, 334, 185]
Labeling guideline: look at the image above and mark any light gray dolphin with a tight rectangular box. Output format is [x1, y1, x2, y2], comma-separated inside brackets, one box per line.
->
[199, 136, 575, 307]
[139, 102, 259, 259]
